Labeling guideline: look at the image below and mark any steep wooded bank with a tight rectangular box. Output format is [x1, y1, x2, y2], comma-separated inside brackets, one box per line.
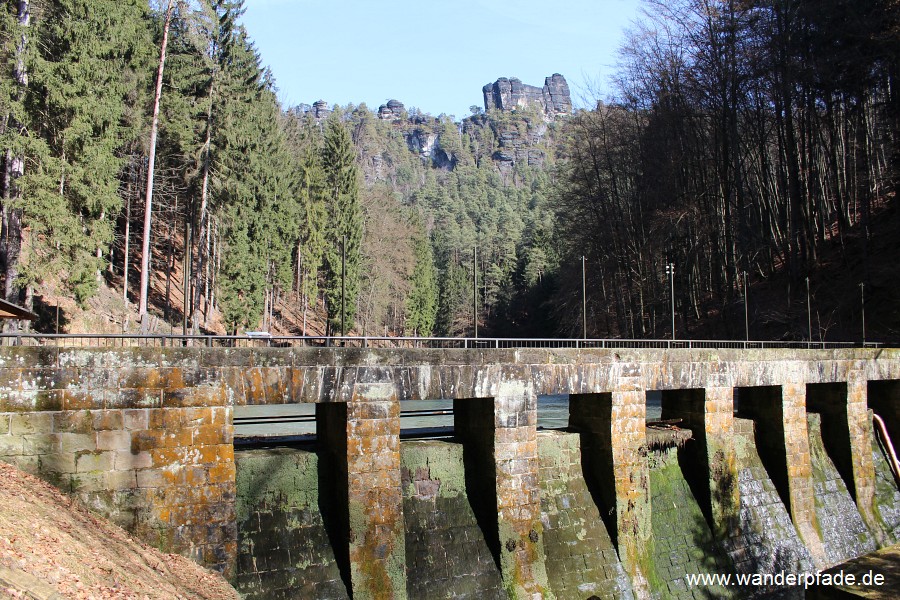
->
[1, 0, 898, 342]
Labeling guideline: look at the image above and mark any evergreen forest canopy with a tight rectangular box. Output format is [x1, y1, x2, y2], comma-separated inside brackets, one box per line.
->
[0, 0, 897, 341]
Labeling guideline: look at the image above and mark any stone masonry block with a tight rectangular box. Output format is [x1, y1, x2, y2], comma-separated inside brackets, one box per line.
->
[70, 472, 108, 493]
[75, 451, 115, 473]
[50, 411, 92, 434]
[114, 450, 152, 470]
[123, 409, 150, 430]
[53, 432, 96, 454]
[0, 435, 24, 457]
[39, 452, 76, 474]
[22, 434, 55, 455]
[97, 430, 132, 451]
[107, 469, 138, 490]
[9, 413, 53, 436]
[92, 410, 124, 431]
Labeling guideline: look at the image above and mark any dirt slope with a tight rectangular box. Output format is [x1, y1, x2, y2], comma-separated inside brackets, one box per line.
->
[0, 462, 239, 600]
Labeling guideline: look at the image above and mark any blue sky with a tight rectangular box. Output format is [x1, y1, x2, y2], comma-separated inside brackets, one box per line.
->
[240, 0, 643, 118]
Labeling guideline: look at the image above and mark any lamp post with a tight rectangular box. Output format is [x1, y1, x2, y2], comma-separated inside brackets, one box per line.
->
[582, 256, 587, 340]
[743, 271, 749, 342]
[665, 263, 675, 340]
[860, 282, 866, 345]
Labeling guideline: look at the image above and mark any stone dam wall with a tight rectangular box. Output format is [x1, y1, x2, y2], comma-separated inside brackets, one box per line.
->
[0, 346, 899, 598]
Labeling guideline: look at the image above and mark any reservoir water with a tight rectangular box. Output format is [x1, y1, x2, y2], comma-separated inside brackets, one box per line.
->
[235, 392, 664, 438]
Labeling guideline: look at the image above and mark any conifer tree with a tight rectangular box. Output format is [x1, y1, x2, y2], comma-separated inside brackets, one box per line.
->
[321, 114, 361, 334]
[16, 0, 151, 305]
[0, 0, 31, 309]
[405, 230, 438, 336]
[214, 29, 300, 333]
[294, 138, 326, 335]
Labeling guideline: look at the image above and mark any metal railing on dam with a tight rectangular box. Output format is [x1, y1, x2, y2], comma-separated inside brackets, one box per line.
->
[0, 332, 883, 349]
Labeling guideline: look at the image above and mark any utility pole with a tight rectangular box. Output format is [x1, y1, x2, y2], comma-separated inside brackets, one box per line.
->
[806, 276, 812, 347]
[473, 245, 478, 339]
[582, 256, 587, 340]
[666, 263, 675, 340]
[341, 235, 346, 337]
[860, 282, 866, 345]
[743, 271, 749, 342]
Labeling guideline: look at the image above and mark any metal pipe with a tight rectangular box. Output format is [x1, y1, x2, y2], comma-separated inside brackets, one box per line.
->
[873, 413, 900, 484]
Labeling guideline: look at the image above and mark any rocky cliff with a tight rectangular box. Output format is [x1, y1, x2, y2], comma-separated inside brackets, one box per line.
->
[299, 73, 570, 182]
[482, 73, 572, 119]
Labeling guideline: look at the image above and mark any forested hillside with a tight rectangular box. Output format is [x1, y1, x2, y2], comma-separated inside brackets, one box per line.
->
[552, 0, 899, 342]
[1, 0, 897, 342]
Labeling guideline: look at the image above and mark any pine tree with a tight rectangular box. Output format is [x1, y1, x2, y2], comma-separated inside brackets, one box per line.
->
[405, 230, 438, 336]
[19, 0, 151, 305]
[213, 28, 301, 334]
[321, 114, 361, 335]
[0, 0, 32, 309]
[293, 136, 326, 334]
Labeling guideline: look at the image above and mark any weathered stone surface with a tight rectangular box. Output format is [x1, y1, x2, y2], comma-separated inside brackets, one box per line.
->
[649, 445, 738, 599]
[0, 405, 235, 575]
[806, 412, 877, 566]
[345, 382, 407, 599]
[728, 417, 814, 598]
[569, 388, 653, 599]
[401, 440, 505, 600]
[378, 99, 405, 121]
[0, 345, 897, 597]
[870, 412, 900, 542]
[234, 448, 349, 600]
[538, 431, 634, 600]
[494, 377, 553, 599]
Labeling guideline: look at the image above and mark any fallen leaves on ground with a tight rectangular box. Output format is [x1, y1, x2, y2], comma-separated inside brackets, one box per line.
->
[0, 461, 239, 599]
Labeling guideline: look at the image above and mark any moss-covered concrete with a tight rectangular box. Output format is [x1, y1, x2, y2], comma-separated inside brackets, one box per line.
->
[807, 413, 877, 566]
[234, 448, 348, 600]
[648, 445, 737, 599]
[537, 431, 635, 600]
[727, 418, 814, 598]
[400, 440, 505, 600]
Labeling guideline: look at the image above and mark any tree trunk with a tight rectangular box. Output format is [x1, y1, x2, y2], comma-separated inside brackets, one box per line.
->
[190, 47, 219, 334]
[165, 196, 177, 321]
[2, 1, 30, 320]
[138, 0, 175, 333]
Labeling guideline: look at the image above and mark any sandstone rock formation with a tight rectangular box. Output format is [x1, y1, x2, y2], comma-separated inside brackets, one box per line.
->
[482, 73, 572, 118]
[406, 128, 456, 170]
[378, 99, 405, 121]
[296, 100, 331, 120]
